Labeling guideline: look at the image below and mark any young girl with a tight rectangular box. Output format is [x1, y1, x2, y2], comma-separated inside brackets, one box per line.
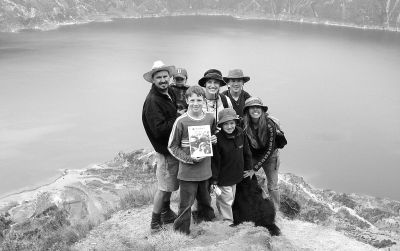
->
[241, 97, 282, 210]
[211, 108, 252, 225]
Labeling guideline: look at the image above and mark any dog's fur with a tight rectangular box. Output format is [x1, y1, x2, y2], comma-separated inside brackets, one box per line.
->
[232, 176, 281, 236]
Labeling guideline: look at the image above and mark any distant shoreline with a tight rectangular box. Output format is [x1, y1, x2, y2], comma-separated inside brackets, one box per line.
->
[3, 12, 400, 33]
[0, 170, 68, 201]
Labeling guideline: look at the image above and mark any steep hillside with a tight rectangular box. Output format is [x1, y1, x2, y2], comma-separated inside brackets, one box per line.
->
[1, 149, 399, 250]
[1, 0, 400, 32]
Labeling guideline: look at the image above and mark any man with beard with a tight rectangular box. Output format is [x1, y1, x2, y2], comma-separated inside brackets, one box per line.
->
[222, 69, 251, 119]
[142, 60, 182, 233]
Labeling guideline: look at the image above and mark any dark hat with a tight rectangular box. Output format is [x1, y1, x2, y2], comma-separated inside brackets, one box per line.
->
[223, 69, 250, 83]
[143, 60, 175, 83]
[243, 97, 268, 113]
[198, 69, 227, 87]
[174, 68, 188, 79]
[218, 108, 239, 125]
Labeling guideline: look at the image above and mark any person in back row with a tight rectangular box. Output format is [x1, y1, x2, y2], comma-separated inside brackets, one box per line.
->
[170, 67, 190, 114]
[198, 69, 232, 122]
[222, 69, 251, 119]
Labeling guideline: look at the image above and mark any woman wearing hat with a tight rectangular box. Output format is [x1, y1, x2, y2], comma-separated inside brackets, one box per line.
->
[242, 97, 282, 210]
[198, 69, 232, 122]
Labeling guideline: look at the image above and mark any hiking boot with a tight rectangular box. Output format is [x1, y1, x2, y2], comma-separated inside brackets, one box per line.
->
[161, 208, 177, 224]
[191, 211, 202, 224]
[150, 212, 163, 234]
[160, 201, 177, 224]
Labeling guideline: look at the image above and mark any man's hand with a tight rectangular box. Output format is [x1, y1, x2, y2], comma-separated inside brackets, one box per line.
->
[243, 169, 255, 179]
[211, 135, 217, 144]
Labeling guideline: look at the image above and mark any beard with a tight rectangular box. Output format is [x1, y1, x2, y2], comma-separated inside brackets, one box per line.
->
[155, 81, 168, 91]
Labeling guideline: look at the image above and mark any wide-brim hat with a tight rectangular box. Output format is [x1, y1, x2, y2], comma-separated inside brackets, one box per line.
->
[243, 97, 268, 113]
[198, 69, 227, 87]
[223, 69, 250, 83]
[218, 108, 239, 125]
[143, 60, 175, 83]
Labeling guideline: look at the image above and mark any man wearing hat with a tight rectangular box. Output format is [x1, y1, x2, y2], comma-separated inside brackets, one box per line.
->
[222, 69, 252, 119]
[198, 69, 232, 122]
[170, 67, 190, 113]
[142, 60, 180, 233]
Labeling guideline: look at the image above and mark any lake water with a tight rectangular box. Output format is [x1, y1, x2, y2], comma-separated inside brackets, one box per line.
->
[1, 16, 399, 200]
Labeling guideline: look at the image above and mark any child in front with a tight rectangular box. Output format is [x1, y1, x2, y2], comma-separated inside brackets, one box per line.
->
[168, 85, 216, 235]
[211, 108, 253, 225]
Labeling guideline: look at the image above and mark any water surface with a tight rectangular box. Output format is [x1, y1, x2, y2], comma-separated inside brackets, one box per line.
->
[1, 16, 399, 200]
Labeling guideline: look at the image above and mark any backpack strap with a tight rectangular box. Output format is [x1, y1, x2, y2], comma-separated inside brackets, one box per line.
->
[252, 118, 277, 171]
[219, 93, 229, 108]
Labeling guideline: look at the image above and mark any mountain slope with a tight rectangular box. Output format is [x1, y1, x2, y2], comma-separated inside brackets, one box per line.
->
[1, 149, 399, 250]
[1, 0, 400, 32]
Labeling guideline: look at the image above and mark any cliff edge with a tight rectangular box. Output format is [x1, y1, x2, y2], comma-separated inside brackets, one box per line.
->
[0, 149, 399, 250]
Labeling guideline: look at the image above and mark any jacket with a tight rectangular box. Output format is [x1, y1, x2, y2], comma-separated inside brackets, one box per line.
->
[169, 84, 189, 111]
[221, 90, 251, 119]
[211, 126, 253, 186]
[142, 84, 179, 154]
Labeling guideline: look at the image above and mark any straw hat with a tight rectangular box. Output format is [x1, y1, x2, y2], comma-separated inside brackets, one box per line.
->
[143, 60, 175, 83]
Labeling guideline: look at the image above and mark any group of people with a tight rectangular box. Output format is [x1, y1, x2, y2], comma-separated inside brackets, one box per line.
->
[142, 60, 285, 235]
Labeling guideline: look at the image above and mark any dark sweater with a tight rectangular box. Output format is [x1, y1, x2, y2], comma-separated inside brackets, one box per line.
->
[169, 84, 189, 111]
[221, 90, 251, 118]
[211, 126, 253, 186]
[142, 84, 179, 154]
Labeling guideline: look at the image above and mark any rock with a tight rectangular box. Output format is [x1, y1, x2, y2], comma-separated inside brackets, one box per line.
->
[280, 194, 301, 219]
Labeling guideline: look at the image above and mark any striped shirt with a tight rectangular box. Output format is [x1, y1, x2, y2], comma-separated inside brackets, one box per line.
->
[168, 112, 216, 181]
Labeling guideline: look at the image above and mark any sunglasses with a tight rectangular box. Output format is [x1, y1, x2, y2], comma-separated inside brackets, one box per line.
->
[175, 77, 185, 81]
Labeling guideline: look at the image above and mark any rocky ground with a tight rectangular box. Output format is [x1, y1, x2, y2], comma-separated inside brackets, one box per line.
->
[73, 203, 378, 251]
[1, 149, 399, 250]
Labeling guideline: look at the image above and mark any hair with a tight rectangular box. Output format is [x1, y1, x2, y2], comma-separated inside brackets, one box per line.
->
[185, 85, 205, 99]
[243, 108, 269, 149]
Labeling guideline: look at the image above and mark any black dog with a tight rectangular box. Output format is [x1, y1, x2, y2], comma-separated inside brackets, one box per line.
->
[232, 176, 281, 236]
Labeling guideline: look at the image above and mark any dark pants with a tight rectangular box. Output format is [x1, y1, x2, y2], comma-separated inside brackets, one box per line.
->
[173, 179, 215, 234]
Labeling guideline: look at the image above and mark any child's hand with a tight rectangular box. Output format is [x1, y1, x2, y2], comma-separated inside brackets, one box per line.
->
[192, 156, 205, 163]
[243, 170, 255, 179]
[177, 109, 187, 115]
[210, 135, 217, 144]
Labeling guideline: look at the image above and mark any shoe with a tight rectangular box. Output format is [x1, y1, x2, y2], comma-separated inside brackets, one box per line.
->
[150, 212, 163, 234]
[161, 208, 177, 224]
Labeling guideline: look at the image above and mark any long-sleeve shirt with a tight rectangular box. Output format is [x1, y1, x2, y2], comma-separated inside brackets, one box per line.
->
[169, 84, 189, 111]
[211, 126, 253, 186]
[142, 84, 179, 154]
[221, 90, 251, 119]
[168, 112, 216, 181]
[202, 94, 232, 122]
